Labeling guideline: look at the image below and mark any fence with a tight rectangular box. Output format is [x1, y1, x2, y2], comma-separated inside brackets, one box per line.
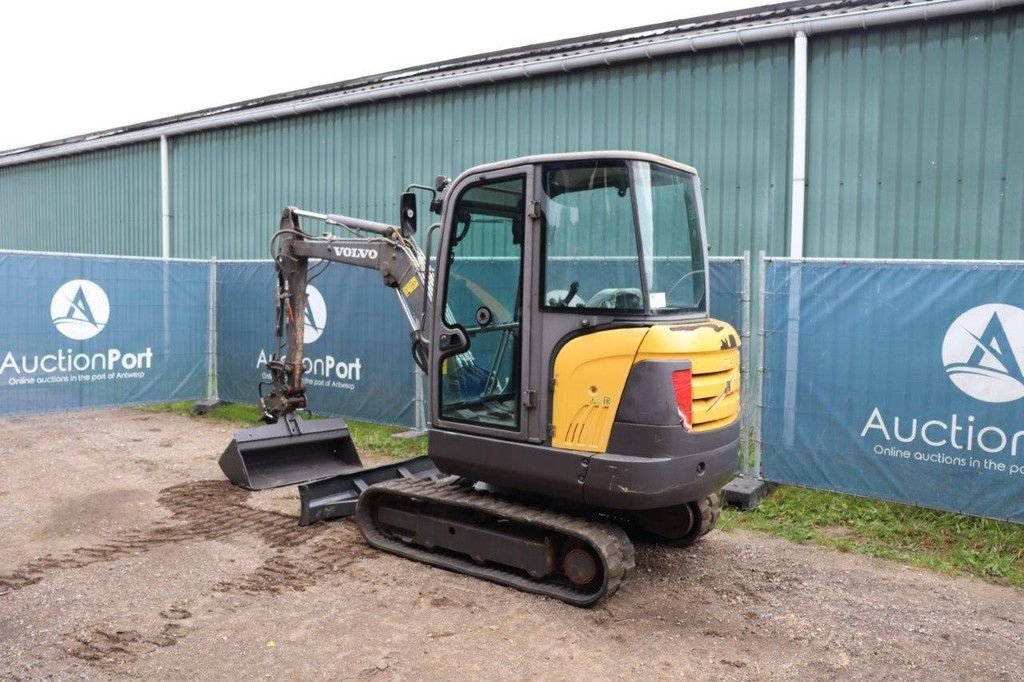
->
[215, 260, 417, 427]
[7, 248, 1022, 524]
[757, 256, 1024, 523]
[0, 251, 210, 415]
[0, 251, 749, 431]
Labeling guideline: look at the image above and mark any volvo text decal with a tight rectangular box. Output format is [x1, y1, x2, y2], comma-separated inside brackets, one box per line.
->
[332, 246, 378, 260]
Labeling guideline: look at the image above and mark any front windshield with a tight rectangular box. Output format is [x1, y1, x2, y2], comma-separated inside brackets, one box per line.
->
[540, 159, 706, 314]
[633, 162, 706, 313]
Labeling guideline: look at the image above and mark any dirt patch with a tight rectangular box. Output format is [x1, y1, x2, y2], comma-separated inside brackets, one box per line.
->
[0, 479, 369, 596]
[67, 622, 187, 663]
[1, 408, 1023, 680]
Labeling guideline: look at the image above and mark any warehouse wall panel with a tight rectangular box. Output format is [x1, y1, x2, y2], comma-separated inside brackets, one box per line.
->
[805, 10, 1024, 259]
[4, 10, 1024, 264]
[0, 143, 160, 256]
[169, 42, 793, 259]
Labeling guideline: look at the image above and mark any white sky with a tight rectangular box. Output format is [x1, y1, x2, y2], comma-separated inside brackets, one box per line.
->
[0, 0, 786, 153]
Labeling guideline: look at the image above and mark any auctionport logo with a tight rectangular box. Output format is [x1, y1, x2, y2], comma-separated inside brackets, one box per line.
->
[942, 304, 1024, 403]
[2, 278, 152, 382]
[50, 280, 110, 340]
[304, 285, 326, 343]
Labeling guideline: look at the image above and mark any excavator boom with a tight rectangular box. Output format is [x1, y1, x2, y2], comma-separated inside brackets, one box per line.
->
[219, 203, 430, 490]
[262, 206, 429, 419]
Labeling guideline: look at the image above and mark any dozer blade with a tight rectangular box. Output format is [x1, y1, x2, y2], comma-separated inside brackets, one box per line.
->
[298, 455, 441, 526]
[219, 414, 362, 490]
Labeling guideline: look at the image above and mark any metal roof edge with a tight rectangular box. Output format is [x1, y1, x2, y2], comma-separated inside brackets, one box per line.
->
[1, 0, 1020, 166]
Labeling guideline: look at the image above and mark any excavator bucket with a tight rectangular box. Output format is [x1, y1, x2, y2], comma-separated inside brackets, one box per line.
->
[218, 414, 363, 490]
[298, 455, 441, 525]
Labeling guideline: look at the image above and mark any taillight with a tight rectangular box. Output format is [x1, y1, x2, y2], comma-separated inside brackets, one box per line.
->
[672, 368, 693, 430]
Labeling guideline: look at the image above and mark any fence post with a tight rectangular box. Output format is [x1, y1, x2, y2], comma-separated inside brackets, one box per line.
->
[739, 251, 751, 474]
[414, 366, 427, 431]
[207, 259, 218, 400]
[721, 250, 772, 510]
[754, 251, 767, 479]
[393, 359, 429, 440]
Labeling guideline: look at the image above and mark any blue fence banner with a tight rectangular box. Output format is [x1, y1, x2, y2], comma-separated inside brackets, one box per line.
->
[215, 261, 416, 427]
[0, 251, 209, 416]
[708, 256, 744, 333]
[0, 251, 745, 429]
[761, 259, 1024, 523]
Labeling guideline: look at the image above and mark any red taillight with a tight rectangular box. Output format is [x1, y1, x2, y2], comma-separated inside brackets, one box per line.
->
[672, 368, 693, 430]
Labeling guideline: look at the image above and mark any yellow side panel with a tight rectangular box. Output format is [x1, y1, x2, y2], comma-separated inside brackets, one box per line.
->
[551, 328, 649, 453]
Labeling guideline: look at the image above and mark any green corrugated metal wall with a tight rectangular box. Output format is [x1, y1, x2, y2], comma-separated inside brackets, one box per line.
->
[169, 41, 793, 259]
[3, 9, 1023, 262]
[0, 142, 160, 256]
[805, 10, 1024, 259]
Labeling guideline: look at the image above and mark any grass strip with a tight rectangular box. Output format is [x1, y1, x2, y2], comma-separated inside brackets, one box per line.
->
[720, 485, 1024, 588]
[138, 401, 426, 460]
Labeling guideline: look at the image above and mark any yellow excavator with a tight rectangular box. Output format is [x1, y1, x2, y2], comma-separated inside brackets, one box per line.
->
[219, 152, 740, 606]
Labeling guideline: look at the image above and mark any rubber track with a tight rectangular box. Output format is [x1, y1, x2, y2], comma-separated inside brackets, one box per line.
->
[355, 478, 635, 607]
[697, 493, 721, 538]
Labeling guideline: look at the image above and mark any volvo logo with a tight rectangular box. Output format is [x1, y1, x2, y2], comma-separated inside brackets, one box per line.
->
[332, 246, 378, 260]
[942, 304, 1024, 403]
[50, 280, 110, 341]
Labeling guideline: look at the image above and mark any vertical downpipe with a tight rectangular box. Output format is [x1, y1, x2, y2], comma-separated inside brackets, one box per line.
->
[160, 135, 172, 367]
[782, 32, 808, 450]
[789, 30, 808, 259]
[160, 136, 171, 259]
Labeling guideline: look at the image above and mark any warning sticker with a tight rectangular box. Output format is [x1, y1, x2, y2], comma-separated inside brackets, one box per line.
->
[401, 277, 420, 297]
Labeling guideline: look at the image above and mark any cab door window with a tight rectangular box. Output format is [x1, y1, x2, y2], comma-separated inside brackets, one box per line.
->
[439, 176, 526, 429]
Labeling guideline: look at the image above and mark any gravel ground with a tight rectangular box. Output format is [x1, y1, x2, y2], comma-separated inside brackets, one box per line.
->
[1, 408, 1022, 680]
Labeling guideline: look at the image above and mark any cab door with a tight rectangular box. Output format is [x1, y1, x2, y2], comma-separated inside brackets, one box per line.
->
[431, 166, 534, 440]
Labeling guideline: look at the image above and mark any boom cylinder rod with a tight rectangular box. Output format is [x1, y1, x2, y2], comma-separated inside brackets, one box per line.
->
[291, 208, 395, 237]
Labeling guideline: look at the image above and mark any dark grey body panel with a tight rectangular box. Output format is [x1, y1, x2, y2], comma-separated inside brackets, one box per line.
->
[429, 419, 738, 512]
[615, 359, 692, 426]
[591, 420, 739, 509]
[430, 347, 738, 511]
[429, 429, 589, 502]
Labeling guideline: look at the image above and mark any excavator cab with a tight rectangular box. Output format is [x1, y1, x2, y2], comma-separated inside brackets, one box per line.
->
[430, 155, 713, 433]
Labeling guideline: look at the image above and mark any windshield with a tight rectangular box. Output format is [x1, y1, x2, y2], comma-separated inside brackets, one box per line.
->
[540, 160, 706, 314]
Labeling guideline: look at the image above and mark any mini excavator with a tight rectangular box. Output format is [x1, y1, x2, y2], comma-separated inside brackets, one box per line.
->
[219, 152, 741, 606]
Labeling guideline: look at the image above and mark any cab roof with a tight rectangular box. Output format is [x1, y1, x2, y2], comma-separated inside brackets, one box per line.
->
[456, 151, 698, 184]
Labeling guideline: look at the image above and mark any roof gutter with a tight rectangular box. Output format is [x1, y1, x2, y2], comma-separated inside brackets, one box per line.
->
[1, 0, 1020, 168]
